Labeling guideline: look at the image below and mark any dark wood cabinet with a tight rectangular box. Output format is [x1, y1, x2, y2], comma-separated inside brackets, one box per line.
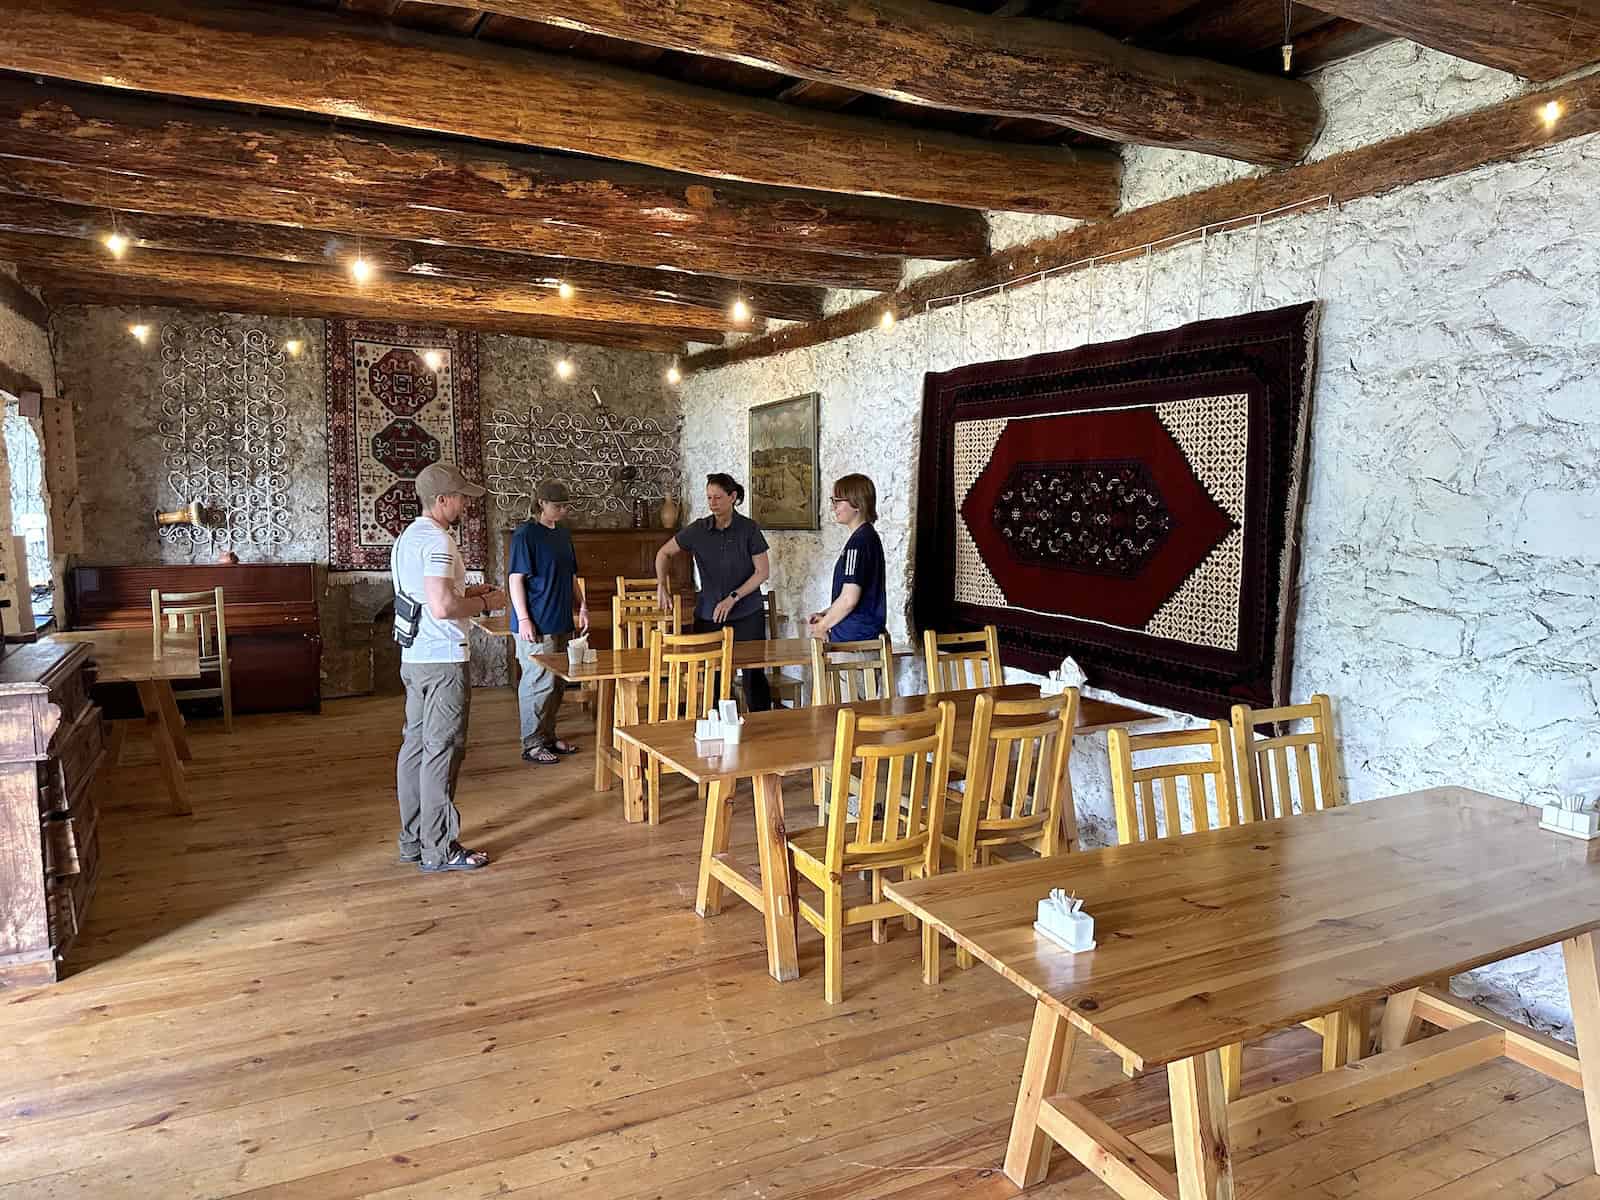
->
[0, 640, 105, 987]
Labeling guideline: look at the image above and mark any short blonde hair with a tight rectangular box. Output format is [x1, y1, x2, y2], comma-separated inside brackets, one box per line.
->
[832, 473, 878, 523]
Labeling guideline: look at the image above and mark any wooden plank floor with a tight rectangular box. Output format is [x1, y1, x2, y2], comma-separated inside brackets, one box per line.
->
[1, 690, 1594, 1199]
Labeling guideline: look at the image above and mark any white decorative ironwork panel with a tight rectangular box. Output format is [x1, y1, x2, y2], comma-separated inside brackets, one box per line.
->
[158, 325, 291, 554]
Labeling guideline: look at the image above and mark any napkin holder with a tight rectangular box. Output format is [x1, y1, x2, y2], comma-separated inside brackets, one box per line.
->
[1540, 798, 1600, 840]
[1034, 888, 1095, 952]
[695, 705, 745, 748]
[566, 634, 589, 666]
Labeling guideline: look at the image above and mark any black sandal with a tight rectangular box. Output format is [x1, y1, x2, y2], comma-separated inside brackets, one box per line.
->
[419, 842, 489, 872]
[521, 745, 561, 765]
[552, 740, 580, 755]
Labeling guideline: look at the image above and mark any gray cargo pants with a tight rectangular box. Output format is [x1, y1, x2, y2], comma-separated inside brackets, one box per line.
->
[515, 632, 569, 752]
[396, 662, 472, 866]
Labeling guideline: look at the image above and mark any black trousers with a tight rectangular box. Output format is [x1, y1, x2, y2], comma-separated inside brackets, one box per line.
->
[694, 610, 772, 712]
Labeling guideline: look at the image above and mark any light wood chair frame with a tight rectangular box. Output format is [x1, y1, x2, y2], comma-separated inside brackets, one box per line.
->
[612, 593, 683, 651]
[640, 627, 733, 825]
[923, 624, 1002, 693]
[763, 591, 805, 708]
[787, 701, 955, 1003]
[1231, 693, 1343, 822]
[150, 586, 233, 733]
[807, 634, 896, 815]
[616, 575, 659, 601]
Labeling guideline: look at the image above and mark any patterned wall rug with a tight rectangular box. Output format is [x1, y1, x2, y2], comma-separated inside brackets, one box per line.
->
[325, 320, 487, 573]
[913, 302, 1319, 717]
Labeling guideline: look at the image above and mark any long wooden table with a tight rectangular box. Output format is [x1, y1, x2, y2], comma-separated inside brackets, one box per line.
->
[49, 628, 201, 815]
[529, 636, 915, 815]
[885, 787, 1600, 1198]
[617, 684, 1155, 984]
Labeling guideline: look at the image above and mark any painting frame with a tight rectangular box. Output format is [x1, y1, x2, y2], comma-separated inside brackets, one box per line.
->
[748, 391, 821, 531]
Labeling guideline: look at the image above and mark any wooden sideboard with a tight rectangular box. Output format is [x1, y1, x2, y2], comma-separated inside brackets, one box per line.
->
[501, 528, 695, 651]
[67, 563, 322, 713]
[0, 640, 106, 987]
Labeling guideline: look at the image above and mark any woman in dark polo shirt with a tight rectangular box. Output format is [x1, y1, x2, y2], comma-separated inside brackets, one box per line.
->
[653, 472, 773, 711]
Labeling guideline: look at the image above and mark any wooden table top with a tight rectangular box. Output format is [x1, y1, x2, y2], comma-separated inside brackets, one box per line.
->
[616, 684, 1152, 782]
[532, 637, 916, 682]
[49, 628, 202, 682]
[885, 787, 1600, 1071]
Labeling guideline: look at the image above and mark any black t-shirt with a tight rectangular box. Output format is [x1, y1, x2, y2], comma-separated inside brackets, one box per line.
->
[830, 523, 887, 641]
[674, 512, 770, 621]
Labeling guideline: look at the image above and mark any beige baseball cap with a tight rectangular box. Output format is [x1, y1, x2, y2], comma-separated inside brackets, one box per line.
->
[415, 461, 487, 505]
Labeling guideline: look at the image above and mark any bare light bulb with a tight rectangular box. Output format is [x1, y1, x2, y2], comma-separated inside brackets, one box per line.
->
[103, 232, 129, 258]
[128, 323, 150, 344]
[731, 298, 751, 323]
[557, 281, 575, 300]
[423, 349, 443, 371]
[665, 362, 682, 385]
[1541, 100, 1563, 128]
[350, 256, 373, 284]
[284, 338, 304, 358]
[880, 309, 896, 329]
[555, 358, 575, 380]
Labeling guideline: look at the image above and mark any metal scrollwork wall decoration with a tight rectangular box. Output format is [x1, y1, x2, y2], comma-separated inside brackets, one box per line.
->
[485, 389, 681, 519]
[158, 324, 291, 555]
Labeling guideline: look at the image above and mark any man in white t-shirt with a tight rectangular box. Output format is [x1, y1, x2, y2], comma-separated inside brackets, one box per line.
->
[391, 462, 506, 872]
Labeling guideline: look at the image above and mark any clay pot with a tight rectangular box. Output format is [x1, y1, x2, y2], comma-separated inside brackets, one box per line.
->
[659, 495, 681, 528]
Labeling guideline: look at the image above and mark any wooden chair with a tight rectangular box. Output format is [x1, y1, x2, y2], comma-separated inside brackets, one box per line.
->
[785, 701, 955, 1003]
[763, 591, 805, 708]
[1231, 694, 1343, 821]
[616, 575, 658, 601]
[808, 634, 896, 816]
[612, 593, 682, 650]
[641, 627, 733, 825]
[923, 625, 1002, 693]
[150, 586, 233, 733]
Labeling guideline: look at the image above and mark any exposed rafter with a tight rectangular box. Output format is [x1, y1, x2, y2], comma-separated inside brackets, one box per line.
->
[428, 0, 1322, 165]
[2, 0, 1123, 216]
[0, 195, 828, 324]
[1307, 1, 1600, 81]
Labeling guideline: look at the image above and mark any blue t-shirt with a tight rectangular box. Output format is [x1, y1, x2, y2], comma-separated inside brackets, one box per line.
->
[507, 521, 577, 636]
[829, 523, 887, 642]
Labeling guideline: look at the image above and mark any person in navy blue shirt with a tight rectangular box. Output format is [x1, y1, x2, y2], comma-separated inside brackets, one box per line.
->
[508, 480, 589, 764]
[808, 473, 888, 644]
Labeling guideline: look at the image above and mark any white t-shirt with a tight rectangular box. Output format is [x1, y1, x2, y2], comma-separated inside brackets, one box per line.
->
[391, 516, 471, 664]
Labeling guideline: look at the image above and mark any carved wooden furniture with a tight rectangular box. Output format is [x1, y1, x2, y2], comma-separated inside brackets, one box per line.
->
[923, 625, 1002, 692]
[886, 788, 1600, 1198]
[151, 586, 234, 733]
[1231, 693, 1344, 821]
[0, 640, 105, 987]
[614, 684, 1149, 984]
[50, 629, 201, 816]
[786, 702, 955, 1003]
[67, 563, 320, 713]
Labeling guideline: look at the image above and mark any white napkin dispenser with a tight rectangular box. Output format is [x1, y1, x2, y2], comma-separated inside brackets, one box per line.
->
[1034, 888, 1095, 953]
[566, 634, 589, 665]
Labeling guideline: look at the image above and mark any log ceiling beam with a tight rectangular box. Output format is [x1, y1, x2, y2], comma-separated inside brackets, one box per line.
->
[0, 195, 828, 324]
[0, 80, 985, 264]
[0, 233, 731, 345]
[1307, 1, 1600, 81]
[28, 269, 697, 353]
[437, 0, 1321, 166]
[685, 73, 1600, 372]
[2, 0, 1122, 216]
[0, 159, 902, 294]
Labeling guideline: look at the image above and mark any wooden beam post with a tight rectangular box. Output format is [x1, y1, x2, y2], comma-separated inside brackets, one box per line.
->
[1309, 1, 1600, 81]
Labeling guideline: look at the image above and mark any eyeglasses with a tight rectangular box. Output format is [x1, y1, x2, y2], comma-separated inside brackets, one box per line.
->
[830, 496, 850, 505]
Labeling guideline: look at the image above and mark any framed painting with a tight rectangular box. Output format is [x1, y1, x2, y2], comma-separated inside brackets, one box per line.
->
[748, 392, 820, 531]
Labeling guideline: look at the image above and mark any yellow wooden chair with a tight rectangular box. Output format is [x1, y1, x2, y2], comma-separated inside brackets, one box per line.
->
[808, 634, 895, 816]
[1231, 694, 1343, 821]
[763, 591, 805, 709]
[612, 593, 682, 650]
[615, 575, 658, 601]
[641, 627, 733, 825]
[785, 700, 955, 1003]
[150, 586, 233, 733]
[923, 624, 1002, 692]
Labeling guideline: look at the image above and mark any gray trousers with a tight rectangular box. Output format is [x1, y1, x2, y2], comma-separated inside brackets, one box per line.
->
[397, 662, 471, 866]
[515, 632, 569, 750]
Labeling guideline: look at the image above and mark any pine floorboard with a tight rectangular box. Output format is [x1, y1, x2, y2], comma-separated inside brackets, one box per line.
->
[0, 690, 1590, 1198]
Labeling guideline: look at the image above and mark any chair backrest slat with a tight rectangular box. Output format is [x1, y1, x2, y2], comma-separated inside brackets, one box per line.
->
[647, 627, 732, 724]
[1231, 694, 1343, 821]
[1108, 720, 1242, 845]
[809, 636, 894, 707]
[922, 625, 1002, 694]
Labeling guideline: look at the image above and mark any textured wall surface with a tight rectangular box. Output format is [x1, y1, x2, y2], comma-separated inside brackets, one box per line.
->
[683, 50, 1600, 1034]
[54, 308, 676, 693]
[0, 261, 55, 626]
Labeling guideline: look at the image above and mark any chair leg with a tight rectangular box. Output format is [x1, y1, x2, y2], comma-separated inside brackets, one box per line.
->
[812, 766, 825, 822]
[221, 669, 234, 735]
[871, 871, 887, 944]
[824, 883, 844, 1005]
[647, 756, 662, 826]
[1221, 1042, 1243, 1101]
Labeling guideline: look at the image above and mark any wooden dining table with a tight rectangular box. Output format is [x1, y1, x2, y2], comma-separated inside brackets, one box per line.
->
[529, 636, 916, 815]
[616, 683, 1156, 984]
[49, 628, 202, 815]
[884, 787, 1600, 1199]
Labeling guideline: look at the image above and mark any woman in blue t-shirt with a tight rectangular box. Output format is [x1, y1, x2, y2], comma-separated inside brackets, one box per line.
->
[807, 473, 888, 643]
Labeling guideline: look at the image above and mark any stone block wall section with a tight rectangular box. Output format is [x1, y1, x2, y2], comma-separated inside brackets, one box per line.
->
[0, 260, 56, 630]
[680, 42, 1600, 1035]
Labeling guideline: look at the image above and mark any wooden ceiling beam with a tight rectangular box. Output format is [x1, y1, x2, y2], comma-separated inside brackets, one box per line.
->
[29, 269, 696, 352]
[420, 0, 1322, 165]
[3, 0, 1122, 216]
[0, 159, 903, 294]
[0, 80, 985, 264]
[0, 233, 732, 343]
[0, 195, 828, 324]
[1306, 1, 1600, 81]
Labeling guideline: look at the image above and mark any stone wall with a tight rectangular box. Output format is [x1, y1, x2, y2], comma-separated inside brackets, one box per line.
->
[682, 44, 1600, 1035]
[0, 261, 55, 628]
[52, 307, 676, 694]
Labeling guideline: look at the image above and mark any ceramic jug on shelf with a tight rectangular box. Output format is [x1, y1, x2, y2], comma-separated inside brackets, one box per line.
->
[659, 493, 681, 528]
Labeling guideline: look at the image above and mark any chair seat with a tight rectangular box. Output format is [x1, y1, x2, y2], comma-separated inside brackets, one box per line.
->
[787, 825, 928, 878]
